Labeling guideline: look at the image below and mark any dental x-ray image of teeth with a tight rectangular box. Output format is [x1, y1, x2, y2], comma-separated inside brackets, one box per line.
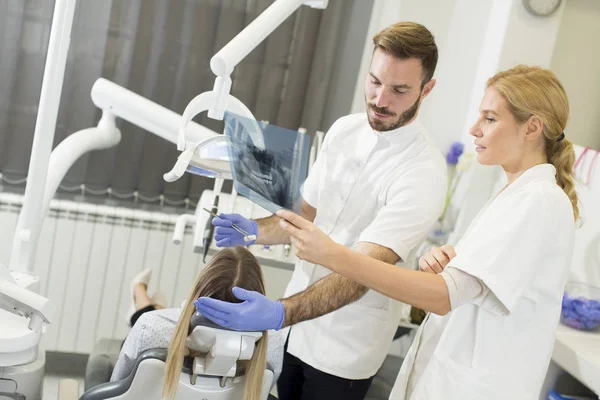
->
[224, 112, 310, 214]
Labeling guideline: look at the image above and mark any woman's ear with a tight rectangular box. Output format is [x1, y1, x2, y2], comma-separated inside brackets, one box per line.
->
[525, 115, 544, 141]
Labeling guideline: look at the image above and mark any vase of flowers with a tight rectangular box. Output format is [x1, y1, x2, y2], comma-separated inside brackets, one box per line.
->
[426, 141, 475, 246]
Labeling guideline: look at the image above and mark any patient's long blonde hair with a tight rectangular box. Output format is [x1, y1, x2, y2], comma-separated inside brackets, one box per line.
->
[162, 247, 268, 400]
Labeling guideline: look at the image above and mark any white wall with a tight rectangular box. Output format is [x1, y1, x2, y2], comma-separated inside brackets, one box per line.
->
[551, 0, 600, 150]
[450, 0, 567, 237]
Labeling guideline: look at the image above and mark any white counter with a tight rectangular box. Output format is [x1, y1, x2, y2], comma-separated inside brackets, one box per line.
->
[550, 324, 600, 395]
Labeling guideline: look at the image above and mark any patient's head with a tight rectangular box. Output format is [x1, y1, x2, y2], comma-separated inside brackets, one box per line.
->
[195, 246, 265, 303]
[163, 247, 267, 400]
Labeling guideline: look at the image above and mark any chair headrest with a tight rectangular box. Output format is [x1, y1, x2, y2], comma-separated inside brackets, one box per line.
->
[185, 312, 263, 378]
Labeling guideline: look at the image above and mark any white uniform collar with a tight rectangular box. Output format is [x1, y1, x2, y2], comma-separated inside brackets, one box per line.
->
[513, 163, 556, 183]
[502, 163, 557, 194]
[370, 117, 422, 144]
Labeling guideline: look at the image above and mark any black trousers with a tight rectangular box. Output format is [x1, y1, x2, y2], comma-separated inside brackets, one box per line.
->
[130, 305, 156, 327]
[277, 348, 374, 400]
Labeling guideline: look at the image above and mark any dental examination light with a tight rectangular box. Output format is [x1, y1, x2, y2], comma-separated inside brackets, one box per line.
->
[164, 0, 329, 183]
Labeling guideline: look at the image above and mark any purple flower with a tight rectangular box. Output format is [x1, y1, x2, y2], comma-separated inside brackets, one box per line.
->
[446, 142, 464, 165]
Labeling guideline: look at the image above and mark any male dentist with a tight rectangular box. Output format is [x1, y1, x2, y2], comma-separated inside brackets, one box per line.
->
[197, 22, 447, 400]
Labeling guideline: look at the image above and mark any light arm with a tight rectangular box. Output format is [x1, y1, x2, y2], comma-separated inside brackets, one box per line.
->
[175, 0, 329, 166]
[35, 79, 224, 270]
[210, 0, 328, 78]
[91, 78, 218, 146]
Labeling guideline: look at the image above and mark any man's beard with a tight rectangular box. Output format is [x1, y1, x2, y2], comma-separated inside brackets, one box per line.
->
[366, 95, 421, 132]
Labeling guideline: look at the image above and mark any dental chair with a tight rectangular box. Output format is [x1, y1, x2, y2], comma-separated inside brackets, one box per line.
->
[78, 313, 275, 400]
[82, 324, 408, 400]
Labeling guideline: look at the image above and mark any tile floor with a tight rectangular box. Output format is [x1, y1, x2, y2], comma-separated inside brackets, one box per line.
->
[42, 374, 85, 400]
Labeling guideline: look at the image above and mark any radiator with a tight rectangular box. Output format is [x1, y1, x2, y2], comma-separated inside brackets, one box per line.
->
[0, 192, 294, 354]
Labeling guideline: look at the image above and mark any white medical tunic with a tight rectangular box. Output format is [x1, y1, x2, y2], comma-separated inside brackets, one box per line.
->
[391, 164, 576, 400]
[284, 113, 447, 379]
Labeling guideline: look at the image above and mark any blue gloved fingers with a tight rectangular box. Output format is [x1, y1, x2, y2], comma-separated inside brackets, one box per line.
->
[232, 286, 257, 302]
[214, 226, 238, 236]
[193, 299, 231, 319]
[215, 213, 246, 223]
[212, 218, 233, 228]
[213, 234, 231, 242]
[225, 214, 247, 224]
[194, 303, 230, 322]
[198, 309, 230, 328]
[215, 238, 231, 247]
[214, 229, 237, 239]
[196, 296, 239, 314]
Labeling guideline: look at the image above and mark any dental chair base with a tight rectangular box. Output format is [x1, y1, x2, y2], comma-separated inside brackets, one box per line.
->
[0, 346, 45, 400]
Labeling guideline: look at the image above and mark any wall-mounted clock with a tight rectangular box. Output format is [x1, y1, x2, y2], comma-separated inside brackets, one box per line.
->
[523, 0, 563, 17]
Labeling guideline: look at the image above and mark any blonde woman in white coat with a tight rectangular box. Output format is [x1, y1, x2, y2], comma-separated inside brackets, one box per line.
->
[276, 65, 578, 400]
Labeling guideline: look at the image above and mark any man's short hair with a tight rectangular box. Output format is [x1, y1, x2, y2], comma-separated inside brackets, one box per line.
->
[373, 22, 438, 86]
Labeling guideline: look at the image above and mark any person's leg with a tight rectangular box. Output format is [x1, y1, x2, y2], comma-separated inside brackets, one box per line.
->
[301, 363, 374, 400]
[126, 269, 168, 327]
[151, 288, 168, 310]
[133, 283, 153, 310]
[276, 343, 305, 400]
[129, 283, 156, 327]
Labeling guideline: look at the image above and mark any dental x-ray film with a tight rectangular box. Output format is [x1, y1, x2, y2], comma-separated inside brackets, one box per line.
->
[224, 111, 310, 214]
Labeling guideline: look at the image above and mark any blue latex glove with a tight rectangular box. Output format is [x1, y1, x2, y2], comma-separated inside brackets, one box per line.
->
[193, 287, 285, 331]
[212, 213, 258, 247]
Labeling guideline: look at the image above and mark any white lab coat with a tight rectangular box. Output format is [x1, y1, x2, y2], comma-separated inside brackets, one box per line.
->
[391, 164, 575, 400]
[285, 113, 447, 379]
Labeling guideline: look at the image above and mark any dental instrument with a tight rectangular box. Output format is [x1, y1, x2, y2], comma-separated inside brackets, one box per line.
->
[202, 179, 224, 262]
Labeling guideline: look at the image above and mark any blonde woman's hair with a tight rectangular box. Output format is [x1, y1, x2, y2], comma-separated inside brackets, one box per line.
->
[487, 65, 579, 221]
[162, 247, 268, 400]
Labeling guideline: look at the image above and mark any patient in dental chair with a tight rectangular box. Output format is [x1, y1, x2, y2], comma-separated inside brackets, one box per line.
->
[111, 247, 285, 400]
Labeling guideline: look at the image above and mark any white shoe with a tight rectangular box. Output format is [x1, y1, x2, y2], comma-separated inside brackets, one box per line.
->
[126, 268, 153, 323]
[132, 268, 153, 288]
[151, 288, 168, 309]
